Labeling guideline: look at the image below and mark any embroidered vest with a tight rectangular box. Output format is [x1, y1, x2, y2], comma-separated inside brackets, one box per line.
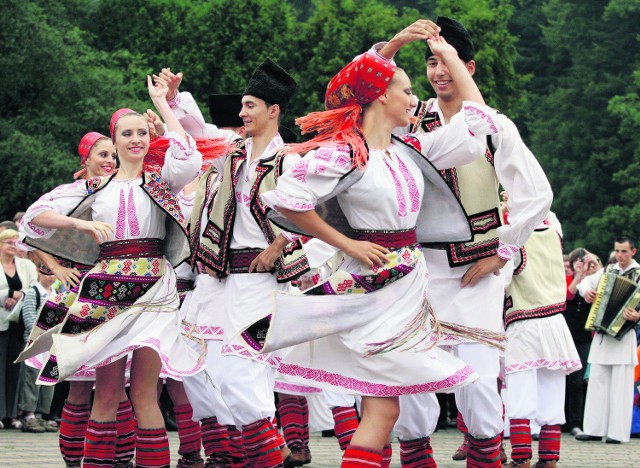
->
[24, 172, 190, 267]
[412, 99, 502, 267]
[504, 226, 566, 327]
[605, 263, 640, 282]
[197, 145, 309, 282]
[187, 166, 221, 269]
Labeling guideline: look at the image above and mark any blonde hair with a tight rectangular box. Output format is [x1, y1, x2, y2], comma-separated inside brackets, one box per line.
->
[0, 229, 19, 242]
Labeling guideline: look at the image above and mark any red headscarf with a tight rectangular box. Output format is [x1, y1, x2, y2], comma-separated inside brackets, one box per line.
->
[110, 108, 136, 141]
[74, 131, 109, 179]
[290, 50, 396, 167]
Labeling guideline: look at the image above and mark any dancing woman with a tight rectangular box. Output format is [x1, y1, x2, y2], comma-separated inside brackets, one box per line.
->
[256, 22, 502, 466]
[19, 76, 204, 468]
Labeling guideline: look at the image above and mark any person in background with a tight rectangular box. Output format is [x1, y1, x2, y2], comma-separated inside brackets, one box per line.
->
[0, 228, 38, 430]
[17, 270, 58, 433]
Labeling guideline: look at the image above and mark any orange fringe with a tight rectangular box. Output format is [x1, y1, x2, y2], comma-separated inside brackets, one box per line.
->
[146, 136, 235, 172]
[288, 104, 369, 169]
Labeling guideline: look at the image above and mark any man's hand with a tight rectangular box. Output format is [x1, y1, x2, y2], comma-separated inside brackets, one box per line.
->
[378, 19, 440, 59]
[249, 235, 290, 273]
[155, 68, 182, 101]
[461, 255, 507, 287]
[623, 306, 640, 322]
[582, 288, 597, 304]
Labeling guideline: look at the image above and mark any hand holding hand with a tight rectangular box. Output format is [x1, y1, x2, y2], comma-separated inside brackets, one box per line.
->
[147, 75, 168, 101]
[379, 19, 440, 59]
[155, 68, 182, 101]
[426, 35, 459, 60]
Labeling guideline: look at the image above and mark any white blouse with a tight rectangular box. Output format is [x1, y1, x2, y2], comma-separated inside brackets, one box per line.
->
[22, 132, 202, 243]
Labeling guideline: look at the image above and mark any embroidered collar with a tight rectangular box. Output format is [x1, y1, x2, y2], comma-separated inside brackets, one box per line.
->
[244, 134, 284, 165]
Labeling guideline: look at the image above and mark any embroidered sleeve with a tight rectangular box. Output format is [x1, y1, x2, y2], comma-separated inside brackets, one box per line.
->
[408, 102, 501, 170]
[21, 180, 88, 239]
[161, 131, 203, 194]
[262, 145, 353, 212]
[496, 240, 520, 261]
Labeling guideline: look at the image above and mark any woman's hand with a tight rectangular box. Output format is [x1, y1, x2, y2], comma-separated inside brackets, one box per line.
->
[426, 35, 459, 59]
[73, 219, 114, 244]
[342, 240, 390, 269]
[145, 109, 166, 138]
[148, 75, 168, 101]
[155, 68, 182, 102]
[51, 264, 81, 289]
[379, 19, 441, 59]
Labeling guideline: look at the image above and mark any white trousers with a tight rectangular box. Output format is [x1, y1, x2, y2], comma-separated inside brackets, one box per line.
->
[182, 340, 234, 424]
[395, 392, 440, 440]
[452, 343, 504, 438]
[583, 363, 634, 442]
[217, 353, 276, 428]
[504, 367, 565, 426]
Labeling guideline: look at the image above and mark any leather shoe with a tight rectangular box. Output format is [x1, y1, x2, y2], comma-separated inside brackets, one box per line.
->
[575, 433, 601, 441]
[605, 438, 621, 444]
[452, 448, 467, 461]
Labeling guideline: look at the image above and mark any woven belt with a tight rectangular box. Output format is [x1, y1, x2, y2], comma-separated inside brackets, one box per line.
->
[176, 279, 195, 294]
[420, 242, 450, 250]
[98, 238, 163, 261]
[354, 228, 417, 250]
[228, 248, 274, 274]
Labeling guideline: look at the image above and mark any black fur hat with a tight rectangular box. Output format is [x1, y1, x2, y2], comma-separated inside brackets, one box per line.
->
[208, 94, 243, 128]
[426, 16, 475, 63]
[243, 58, 297, 113]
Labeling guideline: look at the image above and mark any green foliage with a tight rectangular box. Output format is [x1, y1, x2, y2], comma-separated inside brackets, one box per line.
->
[525, 0, 640, 254]
[3, 0, 638, 262]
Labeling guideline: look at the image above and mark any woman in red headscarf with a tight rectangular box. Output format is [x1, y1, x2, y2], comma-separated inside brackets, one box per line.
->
[18, 76, 205, 468]
[253, 21, 503, 466]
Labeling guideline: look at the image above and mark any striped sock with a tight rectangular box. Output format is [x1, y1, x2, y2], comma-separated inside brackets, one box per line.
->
[83, 420, 117, 467]
[466, 433, 502, 468]
[277, 397, 304, 450]
[227, 425, 247, 468]
[381, 443, 392, 468]
[457, 412, 469, 435]
[173, 403, 202, 457]
[201, 416, 230, 459]
[115, 399, 136, 466]
[59, 400, 90, 466]
[135, 427, 170, 468]
[400, 436, 437, 467]
[332, 406, 359, 451]
[300, 397, 311, 462]
[538, 424, 561, 462]
[342, 445, 383, 467]
[242, 418, 284, 468]
[509, 419, 532, 462]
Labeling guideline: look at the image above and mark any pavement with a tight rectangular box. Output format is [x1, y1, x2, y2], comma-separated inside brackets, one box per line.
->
[1, 427, 639, 467]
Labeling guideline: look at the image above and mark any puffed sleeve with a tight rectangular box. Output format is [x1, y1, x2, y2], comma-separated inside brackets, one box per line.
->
[410, 101, 502, 169]
[21, 180, 89, 239]
[161, 131, 203, 193]
[495, 116, 553, 250]
[262, 145, 353, 212]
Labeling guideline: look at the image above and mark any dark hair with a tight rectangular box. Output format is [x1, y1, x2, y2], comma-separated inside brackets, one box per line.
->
[568, 247, 587, 266]
[615, 236, 636, 249]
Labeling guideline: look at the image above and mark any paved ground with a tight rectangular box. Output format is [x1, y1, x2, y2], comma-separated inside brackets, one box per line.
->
[1, 427, 639, 467]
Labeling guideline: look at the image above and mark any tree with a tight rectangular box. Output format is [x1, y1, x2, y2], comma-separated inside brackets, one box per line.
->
[526, 0, 639, 256]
